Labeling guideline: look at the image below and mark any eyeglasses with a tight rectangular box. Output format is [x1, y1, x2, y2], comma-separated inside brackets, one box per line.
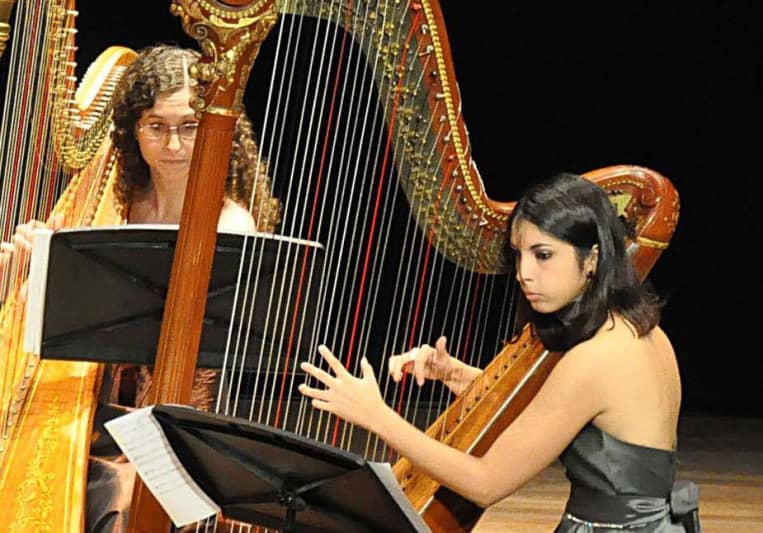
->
[137, 122, 199, 142]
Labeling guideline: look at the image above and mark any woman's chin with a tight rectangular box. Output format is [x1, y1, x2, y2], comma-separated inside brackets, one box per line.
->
[528, 301, 560, 314]
[155, 164, 190, 181]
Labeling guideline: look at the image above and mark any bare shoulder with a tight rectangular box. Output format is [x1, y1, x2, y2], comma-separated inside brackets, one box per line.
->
[648, 325, 675, 353]
[570, 315, 668, 361]
[570, 316, 681, 448]
[554, 323, 619, 375]
[555, 315, 663, 387]
[529, 333, 613, 420]
[218, 198, 256, 233]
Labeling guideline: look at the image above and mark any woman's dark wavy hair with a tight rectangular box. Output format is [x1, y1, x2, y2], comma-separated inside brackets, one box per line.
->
[506, 172, 663, 352]
[110, 44, 280, 231]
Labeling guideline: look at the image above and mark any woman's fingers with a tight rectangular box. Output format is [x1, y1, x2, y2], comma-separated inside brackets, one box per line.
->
[13, 220, 47, 253]
[309, 398, 331, 411]
[298, 382, 331, 412]
[389, 353, 407, 382]
[12, 232, 31, 252]
[398, 360, 413, 382]
[299, 349, 383, 426]
[300, 361, 335, 386]
[298, 383, 330, 401]
[298, 362, 337, 412]
[413, 346, 430, 386]
[435, 335, 449, 359]
[389, 345, 439, 386]
[388, 352, 406, 381]
[47, 212, 65, 230]
[389, 349, 422, 383]
[0, 242, 13, 267]
[359, 356, 376, 382]
[317, 344, 348, 378]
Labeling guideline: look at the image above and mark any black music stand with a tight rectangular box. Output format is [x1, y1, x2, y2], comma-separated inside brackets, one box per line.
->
[150, 404, 430, 533]
[24, 226, 324, 370]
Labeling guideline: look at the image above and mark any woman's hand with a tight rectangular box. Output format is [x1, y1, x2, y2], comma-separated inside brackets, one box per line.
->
[388, 335, 455, 386]
[1, 214, 65, 301]
[4, 213, 64, 257]
[12, 219, 51, 253]
[0, 220, 46, 279]
[299, 345, 388, 432]
[1, 241, 16, 299]
[388, 336, 481, 395]
[0, 242, 14, 275]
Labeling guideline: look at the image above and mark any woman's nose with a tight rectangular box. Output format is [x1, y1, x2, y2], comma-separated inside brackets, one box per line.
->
[515, 256, 533, 283]
[165, 130, 183, 150]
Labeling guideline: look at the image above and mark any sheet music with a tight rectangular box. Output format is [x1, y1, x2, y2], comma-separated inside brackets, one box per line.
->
[23, 228, 53, 354]
[104, 406, 221, 527]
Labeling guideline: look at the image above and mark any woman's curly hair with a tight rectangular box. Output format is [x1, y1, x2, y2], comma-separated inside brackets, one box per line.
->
[111, 44, 280, 231]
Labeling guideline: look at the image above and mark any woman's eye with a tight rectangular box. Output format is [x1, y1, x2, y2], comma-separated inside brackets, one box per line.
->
[536, 250, 552, 261]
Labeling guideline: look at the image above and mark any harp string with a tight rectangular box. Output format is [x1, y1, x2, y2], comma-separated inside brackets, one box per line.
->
[274, 0, 359, 442]
[188, 2, 522, 529]
[0, 0, 76, 438]
[375, 38, 482, 458]
[265, 3, 345, 429]
[217, 7, 302, 420]
[384, 76, 454, 440]
[216, 3, 340, 426]
[320, 0, 415, 450]
[214, 0, 517, 462]
[316, 0, 396, 448]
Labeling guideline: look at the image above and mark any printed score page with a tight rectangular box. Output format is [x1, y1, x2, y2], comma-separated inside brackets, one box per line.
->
[104, 405, 221, 527]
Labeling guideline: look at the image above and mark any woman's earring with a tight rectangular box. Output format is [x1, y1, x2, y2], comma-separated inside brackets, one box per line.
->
[586, 270, 594, 279]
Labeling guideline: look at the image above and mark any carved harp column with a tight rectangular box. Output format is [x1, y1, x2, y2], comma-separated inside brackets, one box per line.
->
[127, 1, 280, 531]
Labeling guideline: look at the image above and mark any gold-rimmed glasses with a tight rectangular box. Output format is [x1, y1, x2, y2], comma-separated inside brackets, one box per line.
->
[136, 122, 199, 142]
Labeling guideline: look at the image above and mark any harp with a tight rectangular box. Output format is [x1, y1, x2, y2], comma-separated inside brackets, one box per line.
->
[0, 1, 137, 530]
[129, 1, 679, 532]
[0, 1, 679, 532]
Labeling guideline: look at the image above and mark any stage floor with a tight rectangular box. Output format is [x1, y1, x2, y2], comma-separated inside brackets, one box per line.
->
[473, 415, 763, 532]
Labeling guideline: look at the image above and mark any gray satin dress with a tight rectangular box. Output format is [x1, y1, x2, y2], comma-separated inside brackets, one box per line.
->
[555, 424, 700, 532]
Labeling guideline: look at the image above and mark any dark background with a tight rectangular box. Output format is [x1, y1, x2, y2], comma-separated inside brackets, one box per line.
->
[3, 1, 761, 416]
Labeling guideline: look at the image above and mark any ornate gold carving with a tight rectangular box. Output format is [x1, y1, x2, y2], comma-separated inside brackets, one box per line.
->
[635, 236, 669, 250]
[610, 192, 633, 217]
[8, 395, 61, 533]
[250, 3, 669, 274]
[171, 0, 278, 116]
[419, 1, 507, 225]
[269, 1, 506, 271]
[0, 0, 16, 60]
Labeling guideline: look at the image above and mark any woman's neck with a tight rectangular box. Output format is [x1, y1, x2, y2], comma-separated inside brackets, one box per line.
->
[133, 176, 187, 224]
